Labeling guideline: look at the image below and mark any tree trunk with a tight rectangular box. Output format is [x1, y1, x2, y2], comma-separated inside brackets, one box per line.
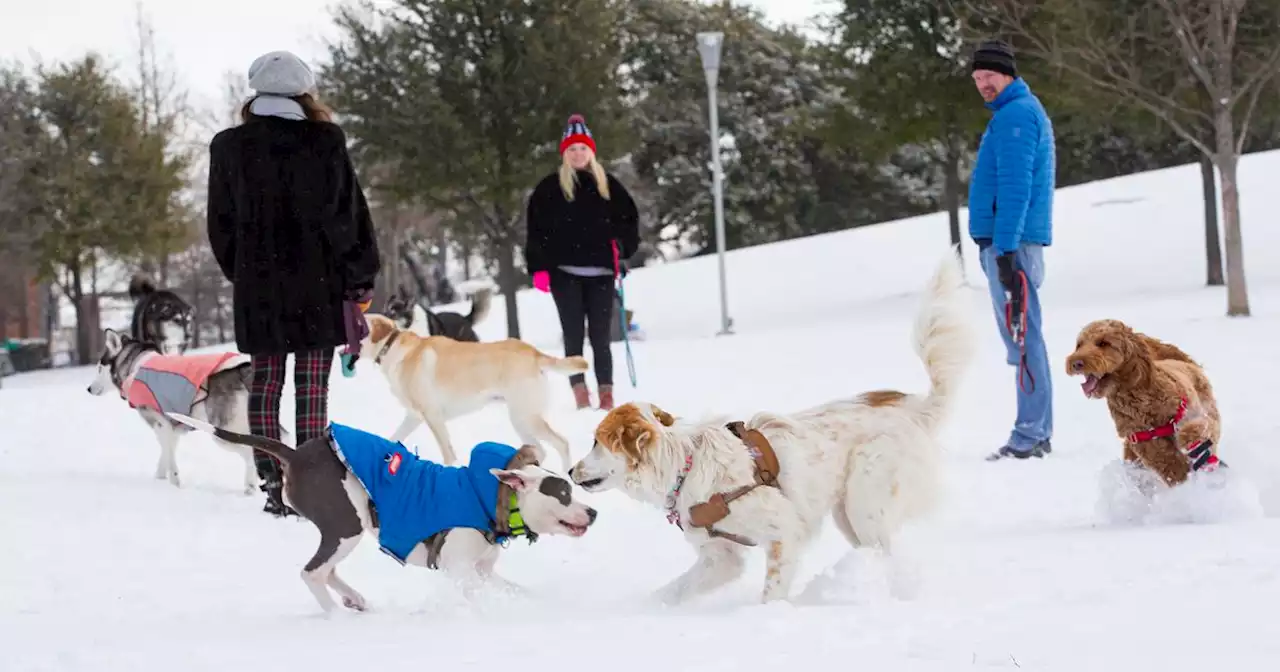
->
[20, 274, 30, 337]
[435, 228, 449, 276]
[496, 234, 521, 339]
[68, 264, 92, 365]
[158, 254, 170, 287]
[1199, 156, 1224, 286]
[1212, 105, 1250, 316]
[399, 241, 430, 298]
[72, 300, 89, 365]
[190, 264, 203, 348]
[216, 298, 227, 343]
[943, 141, 965, 274]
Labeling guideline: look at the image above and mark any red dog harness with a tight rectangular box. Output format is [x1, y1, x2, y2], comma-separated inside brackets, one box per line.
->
[1126, 397, 1221, 472]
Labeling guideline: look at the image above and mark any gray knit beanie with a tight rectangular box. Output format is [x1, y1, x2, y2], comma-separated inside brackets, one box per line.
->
[247, 50, 316, 96]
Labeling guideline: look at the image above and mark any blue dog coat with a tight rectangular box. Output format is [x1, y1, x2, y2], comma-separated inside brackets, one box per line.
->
[328, 422, 519, 564]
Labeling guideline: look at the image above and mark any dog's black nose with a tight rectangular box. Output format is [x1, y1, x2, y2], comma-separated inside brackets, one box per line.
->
[1071, 359, 1085, 372]
[586, 507, 598, 524]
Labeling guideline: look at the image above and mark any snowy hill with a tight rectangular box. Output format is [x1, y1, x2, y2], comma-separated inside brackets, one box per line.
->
[4, 151, 1280, 671]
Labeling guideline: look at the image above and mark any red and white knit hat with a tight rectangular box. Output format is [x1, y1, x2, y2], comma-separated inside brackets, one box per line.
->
[559, 113, 597, 155]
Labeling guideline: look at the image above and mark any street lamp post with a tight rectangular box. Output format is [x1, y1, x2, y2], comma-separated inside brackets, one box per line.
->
[696, 30, 733, 336]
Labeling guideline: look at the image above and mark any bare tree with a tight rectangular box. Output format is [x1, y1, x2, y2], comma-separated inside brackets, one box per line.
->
[958, 0, 1280, 317]
[163, 66, 243, 347]
[1198, 154, 1224, 286]
[131, 2, 197, 285]
[221, 69, 248, 127]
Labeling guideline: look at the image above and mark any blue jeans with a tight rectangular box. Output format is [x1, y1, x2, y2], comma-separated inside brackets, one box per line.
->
[978, 243, 1053, 450]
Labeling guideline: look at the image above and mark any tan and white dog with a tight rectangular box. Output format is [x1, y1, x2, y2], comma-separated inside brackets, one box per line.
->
[358, 314, 588, 469]
[568, 249, 976, 604]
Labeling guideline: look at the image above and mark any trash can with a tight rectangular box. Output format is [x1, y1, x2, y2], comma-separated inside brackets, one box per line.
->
[0, 349, 13, 387]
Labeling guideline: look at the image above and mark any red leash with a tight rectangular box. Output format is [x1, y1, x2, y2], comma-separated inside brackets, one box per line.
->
[1003, 269, 1035, 394]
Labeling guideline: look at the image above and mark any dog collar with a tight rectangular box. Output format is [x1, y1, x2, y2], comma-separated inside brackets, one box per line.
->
[664, 453, 695, 527]
[504, 491, 538, 543]
[374, 329, 402, 365]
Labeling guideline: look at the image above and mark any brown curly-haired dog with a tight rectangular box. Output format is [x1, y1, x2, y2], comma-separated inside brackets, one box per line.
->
[1065, 319, 1222, 486]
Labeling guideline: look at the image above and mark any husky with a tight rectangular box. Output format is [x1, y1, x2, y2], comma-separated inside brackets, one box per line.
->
[128, 274, 193, 355]
[383, 285, 492, 342]
[167, 413, 598, 613]
[86, 328, 274, 495]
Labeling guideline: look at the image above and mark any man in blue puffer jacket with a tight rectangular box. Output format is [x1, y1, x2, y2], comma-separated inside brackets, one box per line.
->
[967, 40, 1056, 461]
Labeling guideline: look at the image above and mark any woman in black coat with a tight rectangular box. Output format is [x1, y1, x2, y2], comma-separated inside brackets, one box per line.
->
[526, 113, 639, 411]
[206, 51, 380, 516]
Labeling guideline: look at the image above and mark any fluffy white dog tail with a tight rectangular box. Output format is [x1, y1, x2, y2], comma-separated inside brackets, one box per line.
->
[910, 245, 977, 433]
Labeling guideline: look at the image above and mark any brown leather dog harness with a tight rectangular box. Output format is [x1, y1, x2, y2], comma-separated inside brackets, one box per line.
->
[667, 421, 781, 546]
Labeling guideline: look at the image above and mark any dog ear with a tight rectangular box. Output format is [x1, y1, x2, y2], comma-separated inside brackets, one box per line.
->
[366, 315, 393, 344]
[490, 468, 530, 491]
[650, 404, 676, 427]
[514, 444, 545, 467]
[1112, 323, 1145, 360]
[426, 308, 446, 336]
[612, 423, 651, 468]
[103, 328, 124, 353]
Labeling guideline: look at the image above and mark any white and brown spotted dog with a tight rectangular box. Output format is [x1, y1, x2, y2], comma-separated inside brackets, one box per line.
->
[358, 314, 588, 470]
[168, 414, 597, 613]
[569, 250, 976, 605]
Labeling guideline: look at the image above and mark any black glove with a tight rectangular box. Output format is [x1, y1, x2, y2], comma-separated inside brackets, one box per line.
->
[995, 253, 1018, 294]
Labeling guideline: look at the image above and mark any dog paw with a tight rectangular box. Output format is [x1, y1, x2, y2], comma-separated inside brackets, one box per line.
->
[342, 596, 368, 612]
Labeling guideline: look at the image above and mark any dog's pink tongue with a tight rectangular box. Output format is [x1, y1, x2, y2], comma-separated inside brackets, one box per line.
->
[1081, 375, 1099, 396]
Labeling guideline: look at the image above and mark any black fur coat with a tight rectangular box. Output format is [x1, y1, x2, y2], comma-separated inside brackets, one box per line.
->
[207, 115, 380, 355]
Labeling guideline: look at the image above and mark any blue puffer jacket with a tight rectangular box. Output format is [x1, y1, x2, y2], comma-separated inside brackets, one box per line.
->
[329, 422, 518, 564]
[967, 78, 1056, 254]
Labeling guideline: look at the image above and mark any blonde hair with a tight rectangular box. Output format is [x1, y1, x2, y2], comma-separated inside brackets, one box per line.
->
[559, 149, 611, 201]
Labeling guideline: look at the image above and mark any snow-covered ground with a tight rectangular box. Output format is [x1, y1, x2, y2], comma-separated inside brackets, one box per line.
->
[5, 152, 1280, 671]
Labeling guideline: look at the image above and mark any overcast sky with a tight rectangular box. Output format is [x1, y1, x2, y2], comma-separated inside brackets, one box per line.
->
[0, 0, 835, 125]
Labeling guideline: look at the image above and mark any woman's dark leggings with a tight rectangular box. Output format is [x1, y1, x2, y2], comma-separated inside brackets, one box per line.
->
[549, 269, 614, 387]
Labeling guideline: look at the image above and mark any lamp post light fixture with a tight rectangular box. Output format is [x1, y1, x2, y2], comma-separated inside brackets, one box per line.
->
[696, 31, 733, 336]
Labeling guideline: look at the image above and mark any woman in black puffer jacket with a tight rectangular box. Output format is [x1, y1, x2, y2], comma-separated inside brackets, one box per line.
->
[525, 113, 639, 411]
[207, 50, 380, 516]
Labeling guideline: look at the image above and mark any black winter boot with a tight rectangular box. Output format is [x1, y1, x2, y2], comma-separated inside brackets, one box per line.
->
[261, 479, 298, 518]
[985, 440, 1052, 462]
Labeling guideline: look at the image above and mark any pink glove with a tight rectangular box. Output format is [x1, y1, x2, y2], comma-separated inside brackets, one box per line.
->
[533, 271, 551, 293]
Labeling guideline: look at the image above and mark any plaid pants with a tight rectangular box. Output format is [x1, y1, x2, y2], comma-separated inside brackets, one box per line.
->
[249, 348, 334, 484]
